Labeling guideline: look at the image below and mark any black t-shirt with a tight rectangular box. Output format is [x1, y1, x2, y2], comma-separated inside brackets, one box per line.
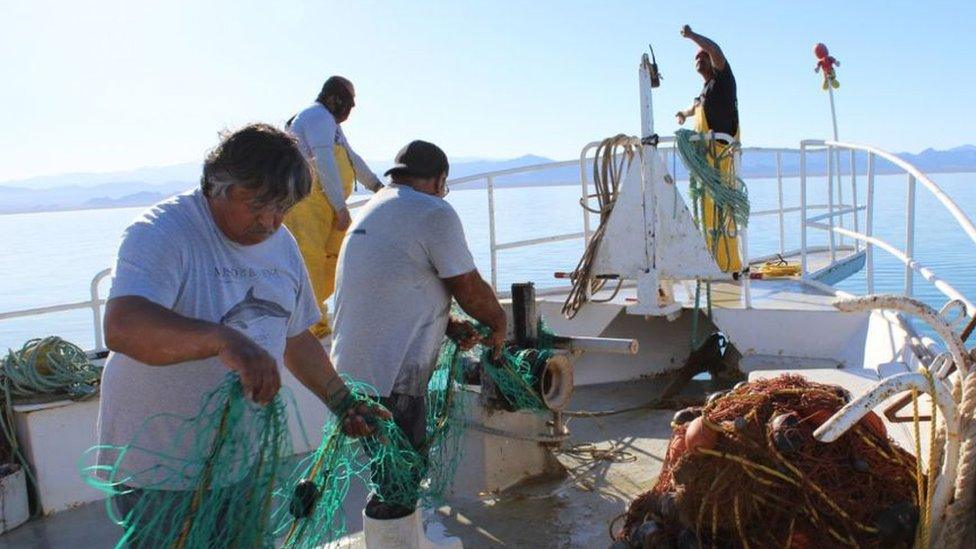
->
[699, 63, 739, 137]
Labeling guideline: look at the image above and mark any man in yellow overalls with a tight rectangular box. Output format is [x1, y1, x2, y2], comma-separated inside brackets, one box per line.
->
[676, 25, 742, 273]
[285, 76, 383, 337]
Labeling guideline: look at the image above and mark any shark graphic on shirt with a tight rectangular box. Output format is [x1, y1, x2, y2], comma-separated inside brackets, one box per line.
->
[219, 287, 290, 330]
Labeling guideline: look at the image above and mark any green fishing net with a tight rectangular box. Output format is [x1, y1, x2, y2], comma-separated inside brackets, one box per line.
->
[422, 337, 469, 503]
[478, 319, 557, 412]
[272, 414, 363, 548]
[675, 128, 750, 228]
[81, 322, 557, 547]
[81, 374, 291, 548]
[480, 346, 550, 412]
[276, 356, 467, 549]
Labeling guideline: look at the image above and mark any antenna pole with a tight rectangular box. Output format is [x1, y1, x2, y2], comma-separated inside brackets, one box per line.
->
[639, 53, 655, 138]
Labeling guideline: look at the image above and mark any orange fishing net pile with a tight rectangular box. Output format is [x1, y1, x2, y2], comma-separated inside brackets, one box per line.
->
[615, 375, 921, 549]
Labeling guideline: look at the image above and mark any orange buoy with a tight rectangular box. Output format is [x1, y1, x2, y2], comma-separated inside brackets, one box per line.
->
[860, 410, 886, 439]
[804, 408, 833, 428]
[685, 416, 718, 453]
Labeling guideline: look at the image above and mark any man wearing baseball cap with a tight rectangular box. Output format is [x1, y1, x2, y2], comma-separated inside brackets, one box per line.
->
[332, 140, 506, 547]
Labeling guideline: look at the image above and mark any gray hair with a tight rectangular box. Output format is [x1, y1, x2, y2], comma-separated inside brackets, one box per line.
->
[201, 123, 312, 209]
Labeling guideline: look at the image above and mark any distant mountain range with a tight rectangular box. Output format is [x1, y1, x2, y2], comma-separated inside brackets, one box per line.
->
[2, 146, 974, 215]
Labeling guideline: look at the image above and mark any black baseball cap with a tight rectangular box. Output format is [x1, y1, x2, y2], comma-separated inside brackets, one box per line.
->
[384, 140, 449, 178]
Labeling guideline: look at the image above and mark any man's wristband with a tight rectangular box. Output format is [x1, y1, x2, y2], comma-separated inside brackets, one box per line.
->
[325, 385, 356, 417]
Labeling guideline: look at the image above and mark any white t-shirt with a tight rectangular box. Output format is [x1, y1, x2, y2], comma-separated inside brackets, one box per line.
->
[97, 189, 320, 486]
[331, 185, 476, 397]
[287, 103, 382, 209]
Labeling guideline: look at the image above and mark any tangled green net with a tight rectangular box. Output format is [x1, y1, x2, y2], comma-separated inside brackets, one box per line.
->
[422, 337, 469, 503]
[278, 322, 559, 547]
[81, 322, 558, 547]
[675, 128, 750, 229]
[81, 374, 292, 548]
[479, 320, 556, 412]
[277, 342, 470, 548]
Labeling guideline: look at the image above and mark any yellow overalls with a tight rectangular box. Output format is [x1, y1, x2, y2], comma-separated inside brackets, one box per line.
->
[284, 144, 355, 338]
[694, 103, 742, 273]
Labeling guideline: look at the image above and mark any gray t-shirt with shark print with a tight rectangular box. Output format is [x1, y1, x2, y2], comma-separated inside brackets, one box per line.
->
[97, 189, 319, 487]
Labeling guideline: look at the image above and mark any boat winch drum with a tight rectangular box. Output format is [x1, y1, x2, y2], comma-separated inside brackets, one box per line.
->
[533, 353, 574, 411]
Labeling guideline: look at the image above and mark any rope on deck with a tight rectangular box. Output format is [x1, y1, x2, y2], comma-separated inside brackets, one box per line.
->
[1, 336, 101, 515]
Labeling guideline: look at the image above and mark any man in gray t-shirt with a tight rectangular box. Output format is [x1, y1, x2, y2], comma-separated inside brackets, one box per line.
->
[332, 140, 507, 546]
[98, 124, 386, 542]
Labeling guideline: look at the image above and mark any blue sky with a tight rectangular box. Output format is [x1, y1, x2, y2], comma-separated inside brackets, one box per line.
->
[1, 0, 973, 181]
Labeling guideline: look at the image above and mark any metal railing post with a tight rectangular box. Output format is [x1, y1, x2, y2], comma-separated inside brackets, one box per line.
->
[850, 149, 860, 252]
[866, 153, 875, 293]
[741, 226, 752, 308]
[736, 147, 751, 309]
[835, 147, 845, 248]
[905, 174, 916, 297]
[579, 149, 591, 243]
[90, 268, 111, 351]
[827, 146, 836, 263]
[800, 144, 808, 274]
[487, 175, 498, 291]
[776, 152, 784, 256]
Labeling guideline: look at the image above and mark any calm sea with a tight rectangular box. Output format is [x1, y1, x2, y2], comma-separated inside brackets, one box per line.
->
[1, 172, 974, 351]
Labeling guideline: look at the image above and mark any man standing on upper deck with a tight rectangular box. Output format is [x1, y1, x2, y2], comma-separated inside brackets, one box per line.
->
[284, 76, 384, 338]
[675, 24, 743, 273]
[332, 140, 507, 548]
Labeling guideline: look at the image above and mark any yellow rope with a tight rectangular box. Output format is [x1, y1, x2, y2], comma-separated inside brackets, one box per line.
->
[767, 444, 878, 534]
[758, 261, 801, 278]
[697, 448, 798, 485]
[911, 367, 939, 548]
[282, 430, 343, 545]
[691, 382, 925, 545]
[173, 399, 233, 549]
[782, 518, 795, 549]
[734, 497, 750, 549]
[925, 370, 938, 546]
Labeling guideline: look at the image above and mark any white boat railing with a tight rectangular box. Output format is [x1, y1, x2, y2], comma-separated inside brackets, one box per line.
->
[0, 268, 112, 352]
[1, 137, 973, 352]
[446, 136, 974, 317]
[442, 139, 861, 295]
[800, 139, 976, 315]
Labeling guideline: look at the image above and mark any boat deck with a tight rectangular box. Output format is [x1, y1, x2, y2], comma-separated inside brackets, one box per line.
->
[540, 275, 839, 313]
[0, 248, 877, 548]
[674, 278, 838, 311]
[2, 379, 703, 548]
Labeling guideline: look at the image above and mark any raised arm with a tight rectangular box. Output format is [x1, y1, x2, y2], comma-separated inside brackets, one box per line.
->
[442, 270, 507, 358]
[105, 296, 281, 403]
[680, 25, 727, 71]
